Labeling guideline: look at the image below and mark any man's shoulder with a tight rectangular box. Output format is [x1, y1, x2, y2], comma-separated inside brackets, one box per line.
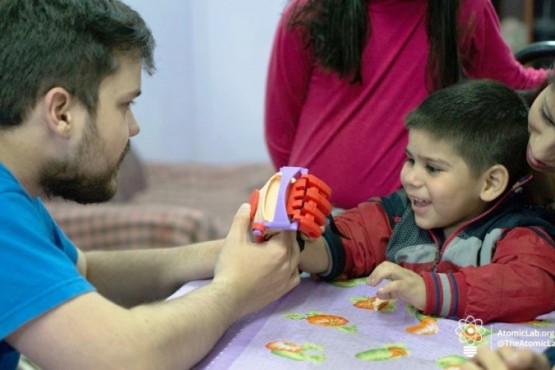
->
[0, 163, 26, 194]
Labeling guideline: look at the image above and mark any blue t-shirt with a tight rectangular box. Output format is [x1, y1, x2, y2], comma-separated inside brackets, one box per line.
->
[0, 164, 94, 369]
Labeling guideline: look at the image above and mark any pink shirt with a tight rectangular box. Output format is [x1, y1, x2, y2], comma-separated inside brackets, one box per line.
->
[265, 0, 548, 208]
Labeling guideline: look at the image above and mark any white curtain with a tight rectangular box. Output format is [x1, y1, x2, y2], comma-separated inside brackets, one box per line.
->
[124, 0, 288, 163]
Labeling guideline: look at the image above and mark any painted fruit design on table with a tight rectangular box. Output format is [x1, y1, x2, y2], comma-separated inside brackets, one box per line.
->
[351, 296, 396, 312]
[405, 305, 440, 335]
[328, 277, 367, 288]
[283, 311, 357, 333]
[406, 316, 439, 335]
[436, 355, 468, 369]
[355, 343, 409, 361]
[265, 340, 325, 363]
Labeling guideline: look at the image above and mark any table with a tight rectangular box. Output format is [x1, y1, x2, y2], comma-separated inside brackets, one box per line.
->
[168, 277, 555, 369]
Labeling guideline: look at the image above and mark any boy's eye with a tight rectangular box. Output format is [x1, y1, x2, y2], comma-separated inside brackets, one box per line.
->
[426, 165, 441, 174]
[404, 158, 415, 166]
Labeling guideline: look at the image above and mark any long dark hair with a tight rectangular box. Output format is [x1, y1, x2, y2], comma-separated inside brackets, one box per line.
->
[287, 0, 460, 91]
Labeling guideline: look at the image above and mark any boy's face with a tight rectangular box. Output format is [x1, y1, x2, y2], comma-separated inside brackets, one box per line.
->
[527, 83, 555, 172]
[400, 129, 488, 237]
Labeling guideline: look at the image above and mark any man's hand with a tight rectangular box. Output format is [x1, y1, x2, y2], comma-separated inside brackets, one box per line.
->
[367, 261, 426, 310]
[213, 203, 301, 319]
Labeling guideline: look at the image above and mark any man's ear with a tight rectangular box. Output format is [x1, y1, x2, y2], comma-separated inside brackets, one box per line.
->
[480, 164, 509, 202]
[43, 87, 73, 138]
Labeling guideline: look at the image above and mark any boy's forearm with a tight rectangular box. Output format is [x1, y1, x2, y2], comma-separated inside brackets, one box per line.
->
[299, 237, 331, 274]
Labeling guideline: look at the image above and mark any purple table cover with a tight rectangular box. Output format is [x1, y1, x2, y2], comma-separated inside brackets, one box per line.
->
[168, 277, 555, 369]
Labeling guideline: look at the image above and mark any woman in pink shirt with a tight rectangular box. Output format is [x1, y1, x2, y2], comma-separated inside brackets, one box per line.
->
[265, 0, 548, 208]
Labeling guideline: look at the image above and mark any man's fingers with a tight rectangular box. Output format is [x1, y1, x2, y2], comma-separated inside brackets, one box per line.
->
[227, 203, 252, 241]
[271, 231, 300, 267]
[290, 232, 301, 266]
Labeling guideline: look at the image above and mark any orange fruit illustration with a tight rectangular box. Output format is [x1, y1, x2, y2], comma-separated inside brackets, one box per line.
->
[406, 317, 439, 335]
[354, 297, 389, 311]
[265, 340, 303, 353]
[306, 314, 349, 327]
[388, 346, 409, 359]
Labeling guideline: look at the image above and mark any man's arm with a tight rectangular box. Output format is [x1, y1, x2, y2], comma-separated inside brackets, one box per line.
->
[81, 239, 224, 307]
[7, 204, 301, 370]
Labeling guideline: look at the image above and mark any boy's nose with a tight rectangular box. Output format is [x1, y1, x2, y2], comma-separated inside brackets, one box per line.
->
[402, 167, 423, 189]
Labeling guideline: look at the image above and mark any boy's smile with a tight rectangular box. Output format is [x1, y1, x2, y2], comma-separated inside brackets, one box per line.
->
[410, 197, 432, 216]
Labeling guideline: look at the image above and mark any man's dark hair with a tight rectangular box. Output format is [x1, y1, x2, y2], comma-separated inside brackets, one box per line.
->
[405, 79, 530, 185]
[0, 0, 156, 126]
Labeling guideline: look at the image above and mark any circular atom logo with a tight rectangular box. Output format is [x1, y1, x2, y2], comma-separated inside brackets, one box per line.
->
[455, 316, 486, 357]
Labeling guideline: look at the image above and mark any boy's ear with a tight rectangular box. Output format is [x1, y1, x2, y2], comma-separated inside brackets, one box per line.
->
[43, 87, 73, 138]
[480, 164, 509, 202]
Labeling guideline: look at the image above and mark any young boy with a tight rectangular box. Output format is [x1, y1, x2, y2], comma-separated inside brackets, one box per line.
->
[300, 79, 555, 324]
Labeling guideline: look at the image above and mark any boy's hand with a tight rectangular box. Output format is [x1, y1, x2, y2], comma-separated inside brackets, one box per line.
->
[367, 261, 426, 310]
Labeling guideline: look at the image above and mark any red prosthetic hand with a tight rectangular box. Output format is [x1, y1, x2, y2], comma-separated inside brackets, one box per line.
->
[248, 167, 332, 246]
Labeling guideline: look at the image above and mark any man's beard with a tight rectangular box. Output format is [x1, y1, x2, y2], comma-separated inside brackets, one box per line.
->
[40, 120, 130, 204]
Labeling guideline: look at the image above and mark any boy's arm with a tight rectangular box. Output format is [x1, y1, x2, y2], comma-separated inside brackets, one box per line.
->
[421, 227, 555, 323]
[299, 236, 330, 274]
[300, 201, 391, 279]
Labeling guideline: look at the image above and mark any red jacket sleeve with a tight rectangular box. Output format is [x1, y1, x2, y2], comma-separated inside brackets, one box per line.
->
[459, 0, 548, 90]
[421, 227, 555, 323]
[324, 200, 391, 279]
[264, 1, 314, 170]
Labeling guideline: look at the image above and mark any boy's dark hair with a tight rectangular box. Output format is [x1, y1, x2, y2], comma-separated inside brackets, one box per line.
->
[287, 0, 460, 90]
[405, 79, 530, 185]
[0, 0, 156, 127]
